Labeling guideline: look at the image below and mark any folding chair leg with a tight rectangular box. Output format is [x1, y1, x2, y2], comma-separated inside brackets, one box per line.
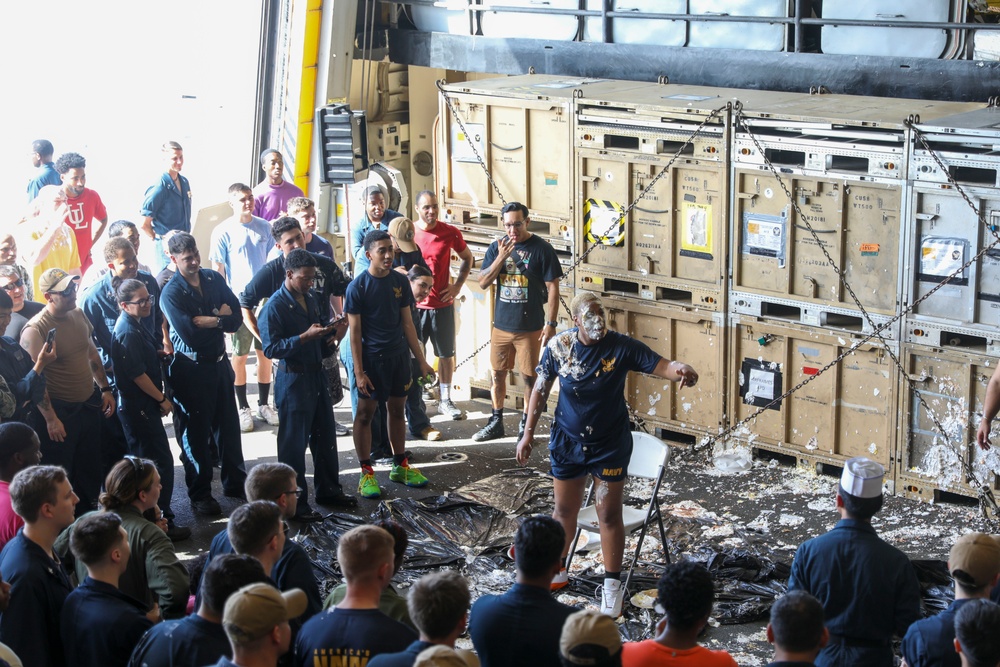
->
[623, 464, 669, 595]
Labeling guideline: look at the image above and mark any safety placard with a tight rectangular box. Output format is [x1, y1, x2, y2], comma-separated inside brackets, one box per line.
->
[680, 202, 713, 261]
[740, 358, 783, 411]
[451, 122, 486, 163]
[583, 198, 626, 246]
[919, 236, 968, 287]
[742, 212, 787, 265]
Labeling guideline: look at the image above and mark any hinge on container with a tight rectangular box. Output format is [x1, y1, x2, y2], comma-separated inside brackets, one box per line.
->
[809, 86, 831, 96]
[527, 66, 536, 75]
[989, 96, 1000, 108]
[657, 75, 670, 85]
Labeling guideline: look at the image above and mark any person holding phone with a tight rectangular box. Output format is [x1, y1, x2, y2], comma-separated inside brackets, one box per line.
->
[259, 249, 357, 520]
[20, 268, 116, 516]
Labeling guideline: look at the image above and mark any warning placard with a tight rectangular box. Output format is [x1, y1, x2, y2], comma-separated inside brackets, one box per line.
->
[680, 202, 713, 260]
[584, 198, 626, 246]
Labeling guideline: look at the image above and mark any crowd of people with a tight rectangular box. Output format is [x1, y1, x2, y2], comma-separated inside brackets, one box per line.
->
[2, 138, 1000, 666]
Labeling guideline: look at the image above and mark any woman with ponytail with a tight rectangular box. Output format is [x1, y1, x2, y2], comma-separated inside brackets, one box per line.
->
[109, 277, 188, 542]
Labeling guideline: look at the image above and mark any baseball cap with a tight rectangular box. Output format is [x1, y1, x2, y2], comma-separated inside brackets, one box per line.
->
[560, 609, 623, 665]
[388, 217, 418, 253]
[413, 645, 477, 667]
[950, 533, 1000, 588]
[39, 268, 79, 294]
[223, 583, 307, 644]
[840, 457, 884, 499]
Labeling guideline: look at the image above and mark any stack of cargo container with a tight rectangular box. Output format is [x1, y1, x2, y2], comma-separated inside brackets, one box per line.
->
[898, 106, 1000, 502]
[437, 75, 648, 409]
[433, 72, 999, 501]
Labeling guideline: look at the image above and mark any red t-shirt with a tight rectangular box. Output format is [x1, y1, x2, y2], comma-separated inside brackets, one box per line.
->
[414, 220, 467, 310]
[0, 480, 24, 551]
[64, 188, 108, 272]
[621, 641, 739, 667]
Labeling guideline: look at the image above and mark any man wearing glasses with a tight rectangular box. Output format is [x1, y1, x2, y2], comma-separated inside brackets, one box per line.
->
[0, 266, 43, 340]
[19, 268, 116, 515]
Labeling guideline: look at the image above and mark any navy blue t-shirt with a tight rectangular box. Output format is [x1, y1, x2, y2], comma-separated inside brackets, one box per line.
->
[344, 270, 415, 357]
[537, 329, 660, 444]
[481, 234, 563, 333]
[128, 613, 230, 667]
[294, 607, 417, 667]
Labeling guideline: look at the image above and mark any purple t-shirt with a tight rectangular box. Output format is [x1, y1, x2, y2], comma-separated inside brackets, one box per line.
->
[252, 180, 305, 222]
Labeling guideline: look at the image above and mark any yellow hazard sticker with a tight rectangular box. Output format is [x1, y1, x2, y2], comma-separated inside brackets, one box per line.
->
[583, 198, 625, 246]
[681, 202, 713, 256]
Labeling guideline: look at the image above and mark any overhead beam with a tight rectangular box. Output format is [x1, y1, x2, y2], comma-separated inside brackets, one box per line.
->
[383, 29, 1000, 103]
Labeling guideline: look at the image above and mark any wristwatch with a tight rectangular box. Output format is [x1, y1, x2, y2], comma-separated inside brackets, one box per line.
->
[100, 386, 113, 393]
[216, 317, 222, 328]
[545, 320, 558, 328]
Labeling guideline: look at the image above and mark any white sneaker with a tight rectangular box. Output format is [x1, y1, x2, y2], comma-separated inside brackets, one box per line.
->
[598, 583, 624, 617]
[238, 407, 255, 432]
[257, 403, 280, 426]
[335, 421, 350, 436]
[438, 399, 465, 420]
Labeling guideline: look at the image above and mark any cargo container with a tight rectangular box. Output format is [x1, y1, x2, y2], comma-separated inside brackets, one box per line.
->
[904, 106, 1000, 351]
[896, 344, 1000, 502]
[438, 74, 648, 253]
[727, 315, 898, 475]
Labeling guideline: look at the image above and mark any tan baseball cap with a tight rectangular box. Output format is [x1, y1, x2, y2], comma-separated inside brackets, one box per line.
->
[950, 533, 1000, 588]
[560, 609, 622, 665]
[38, 268, 79, 294]
[388, 217, 418, 253]
[223, 583, 307, 644]
[413, 645, 478, 667]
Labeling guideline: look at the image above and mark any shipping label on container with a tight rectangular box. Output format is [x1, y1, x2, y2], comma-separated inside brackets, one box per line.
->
[739, 358, 782, 411]
[919, 237, 969, 286]
[680, 202, 713, 260]
[742, 212, 787, 265]
[451, 123, 486, 163]
[584, 198, 626, 246]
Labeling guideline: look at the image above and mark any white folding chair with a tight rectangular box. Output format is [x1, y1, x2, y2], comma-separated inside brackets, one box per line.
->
[566, 431, 671, 595]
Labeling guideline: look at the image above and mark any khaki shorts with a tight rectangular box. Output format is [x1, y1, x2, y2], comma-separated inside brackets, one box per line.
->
[231, 322, 262, 357]
[490, 328, 542, 377]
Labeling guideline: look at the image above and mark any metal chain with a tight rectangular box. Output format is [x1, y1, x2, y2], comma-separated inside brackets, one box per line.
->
[437, 81, 508, 208]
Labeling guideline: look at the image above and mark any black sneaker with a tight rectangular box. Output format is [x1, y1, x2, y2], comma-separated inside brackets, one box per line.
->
[192, 497, 222, 516]
[166, 523, 192, 542]
[473, 416, 505, 442]
[316, 492, 359, 509]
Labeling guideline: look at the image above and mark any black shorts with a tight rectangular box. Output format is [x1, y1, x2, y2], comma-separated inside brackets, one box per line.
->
[549, 424, 632, 482]
[361, 350, 413, 402]
[415, 305, 456, 358]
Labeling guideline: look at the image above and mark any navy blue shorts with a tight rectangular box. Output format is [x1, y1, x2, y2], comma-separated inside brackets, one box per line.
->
[361, 350, 413, 402]
[548, 424, 632, 482]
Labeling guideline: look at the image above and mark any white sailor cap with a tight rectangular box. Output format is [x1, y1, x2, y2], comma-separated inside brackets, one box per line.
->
[840, 457, 884, 499]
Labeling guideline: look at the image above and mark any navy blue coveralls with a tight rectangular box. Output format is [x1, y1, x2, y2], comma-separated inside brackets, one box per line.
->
[788, 518, 922, 667]
[81, 270, 163, 475]
[159, 268, 247, 501]
[0, 529, 74, 667]
[60, 576, 153, 667]
[111, 309, 176, 520]
[259, 284, 345, 511]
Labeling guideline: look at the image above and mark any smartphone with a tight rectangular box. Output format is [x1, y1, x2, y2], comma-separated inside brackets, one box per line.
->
[45, 328, 57, 351]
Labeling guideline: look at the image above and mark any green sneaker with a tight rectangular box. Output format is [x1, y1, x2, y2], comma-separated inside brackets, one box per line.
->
[358, 472, 381, 499]
[389, 464, 429, 488]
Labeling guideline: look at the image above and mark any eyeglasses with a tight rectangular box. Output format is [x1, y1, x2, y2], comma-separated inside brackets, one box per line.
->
[48, 283, 78, 297]
[0, 279, 23, 292]
[124, 295, 156, 307]
[276, 487, 303, 500]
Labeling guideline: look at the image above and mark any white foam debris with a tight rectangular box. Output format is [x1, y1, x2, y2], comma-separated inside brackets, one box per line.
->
[648, 392, 662, 406]
[779, 514, 805, 526]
